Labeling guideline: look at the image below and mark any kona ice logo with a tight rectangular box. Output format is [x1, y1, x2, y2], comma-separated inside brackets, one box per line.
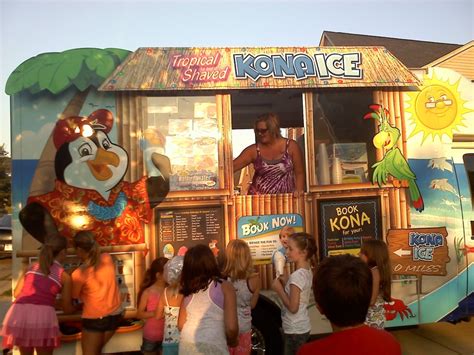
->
[233, 52, 362, 81]
[238, 214, 303, 238]
[409, 232, 444, 261]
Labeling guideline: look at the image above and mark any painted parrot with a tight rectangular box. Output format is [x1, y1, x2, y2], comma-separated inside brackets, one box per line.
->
[364, 104, 424, 212]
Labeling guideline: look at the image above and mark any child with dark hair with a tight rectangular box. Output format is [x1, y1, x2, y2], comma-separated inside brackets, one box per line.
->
[272, 232, 317, 355]
[178, 244, 238, 354]
[297, 254, 400, 355]
[137, 257, 168, 355]
[1, 235, 74, 354]
[360, 239, 392, 329]
[72, 231, 123, 355]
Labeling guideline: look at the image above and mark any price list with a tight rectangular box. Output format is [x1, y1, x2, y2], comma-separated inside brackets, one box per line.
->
[158, 207, 224, 257]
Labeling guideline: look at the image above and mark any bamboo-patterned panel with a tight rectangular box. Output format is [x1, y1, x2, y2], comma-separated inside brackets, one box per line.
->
[372, 90, 408, 229]
[232, 193, 305, 289]
[116, 92, 145, 182]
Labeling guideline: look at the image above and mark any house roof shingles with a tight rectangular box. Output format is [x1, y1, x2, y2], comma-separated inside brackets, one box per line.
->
[321, 31, 462, 68]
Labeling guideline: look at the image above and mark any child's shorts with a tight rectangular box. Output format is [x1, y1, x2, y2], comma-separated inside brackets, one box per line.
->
[141, 338, 163, 353]
[163, 342, 179, 355]
[82, 313, 123, 332]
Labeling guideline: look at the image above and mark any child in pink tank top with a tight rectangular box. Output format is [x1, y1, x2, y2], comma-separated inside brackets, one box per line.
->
[137, 257, 168, 355]
[1, 236, 74, 354]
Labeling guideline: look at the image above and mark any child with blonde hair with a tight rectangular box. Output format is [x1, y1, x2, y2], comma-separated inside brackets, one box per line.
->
[223, 239, 261, 355]
[359, 239, 392, 329]
[137, 257, 169, 355]
[272, 232, 317, 355]
[273, 226, 294, 277]
[155, 256, 184, 355]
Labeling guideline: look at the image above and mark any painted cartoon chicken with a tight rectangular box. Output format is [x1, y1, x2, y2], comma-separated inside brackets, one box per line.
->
[19, 109, 170, 246]
[364, 104, 424, 212]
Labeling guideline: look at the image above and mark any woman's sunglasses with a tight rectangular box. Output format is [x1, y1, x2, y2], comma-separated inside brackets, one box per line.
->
[255, 128, 269, 134]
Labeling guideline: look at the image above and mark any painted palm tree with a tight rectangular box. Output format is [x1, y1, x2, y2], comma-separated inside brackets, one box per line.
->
[364, 104, 424, 212]
[5, 48, 130, 197]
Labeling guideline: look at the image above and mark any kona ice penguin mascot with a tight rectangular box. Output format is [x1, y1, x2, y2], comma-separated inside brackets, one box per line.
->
[20, 109, 170, 246]
[364, 104, 424, 212]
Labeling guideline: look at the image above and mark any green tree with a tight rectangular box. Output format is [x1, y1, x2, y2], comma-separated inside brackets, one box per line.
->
[0, 144, 11, 215]
[5, 48, 131, 196]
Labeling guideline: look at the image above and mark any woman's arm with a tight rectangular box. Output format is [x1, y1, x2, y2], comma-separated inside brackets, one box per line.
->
[177, 297, 188, 331]
[271, 278, 301, 314]
[136, 289, 154, 319]
[222, 280, 239, 347]
[233, 145, 256, 172]
[60, 272, 76, 314]
[370, 267, 380, 306]
[289, 140, 305, 195]
[248, 274, 261, 309]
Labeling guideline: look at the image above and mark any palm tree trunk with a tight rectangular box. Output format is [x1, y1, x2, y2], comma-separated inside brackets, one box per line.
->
[22, 88, 90, 249]
[29, 88, 90, 197]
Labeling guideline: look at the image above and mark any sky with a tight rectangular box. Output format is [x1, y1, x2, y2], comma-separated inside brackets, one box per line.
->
[0, 0, 473, 154]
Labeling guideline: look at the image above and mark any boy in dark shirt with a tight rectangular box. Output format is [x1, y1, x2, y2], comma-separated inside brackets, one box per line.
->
[298, 254, 401, 355]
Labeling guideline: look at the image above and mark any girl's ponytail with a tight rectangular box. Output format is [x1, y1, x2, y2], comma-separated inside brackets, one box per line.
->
[73, 231, 100, 268]
[39, 236, 68, 275]
[289, 232, 318, 267]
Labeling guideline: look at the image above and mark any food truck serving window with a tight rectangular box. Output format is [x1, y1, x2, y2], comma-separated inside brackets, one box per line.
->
[312, 90, 375, 186]
[146, 96, 219, 191]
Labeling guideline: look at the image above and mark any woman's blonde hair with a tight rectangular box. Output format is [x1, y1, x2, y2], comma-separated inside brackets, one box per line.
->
[360, 239, 392, 302]
[73, 231, 100, 268]
[223, 239, 253, 281]
[39, 236, 68, 275]
[254, 112, 282, 140]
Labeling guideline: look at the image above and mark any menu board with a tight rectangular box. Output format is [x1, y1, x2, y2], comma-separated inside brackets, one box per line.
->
[318, 196, 381, 258]
[157, 207, 224, 258]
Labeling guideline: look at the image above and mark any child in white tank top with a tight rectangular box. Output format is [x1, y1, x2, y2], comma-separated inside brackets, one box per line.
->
[156, 256, 184, 355]
[223, 239, 261, 355]
[177, 244, 238, 355]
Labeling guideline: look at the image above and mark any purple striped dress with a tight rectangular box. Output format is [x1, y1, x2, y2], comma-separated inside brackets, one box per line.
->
[249, 139, 295, 195]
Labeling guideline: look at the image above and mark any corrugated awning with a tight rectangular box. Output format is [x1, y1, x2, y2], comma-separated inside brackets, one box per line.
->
[99, 46, 420, 92]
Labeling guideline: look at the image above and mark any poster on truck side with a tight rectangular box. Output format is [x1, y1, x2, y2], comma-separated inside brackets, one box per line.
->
[318, 196, 382, 258]
[237, 214, 304, 261]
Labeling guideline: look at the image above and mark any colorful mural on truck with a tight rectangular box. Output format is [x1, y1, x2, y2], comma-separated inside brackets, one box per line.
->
[384, 67, 474, 326]
[6, 48, 169, 247]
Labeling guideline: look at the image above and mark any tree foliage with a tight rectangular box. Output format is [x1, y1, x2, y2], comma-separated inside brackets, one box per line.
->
[5, 48, 131, 95]
[0, 145, 11, 215]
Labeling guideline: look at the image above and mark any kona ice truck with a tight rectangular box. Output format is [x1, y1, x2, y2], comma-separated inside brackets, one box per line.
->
[6, 45, 473, 354]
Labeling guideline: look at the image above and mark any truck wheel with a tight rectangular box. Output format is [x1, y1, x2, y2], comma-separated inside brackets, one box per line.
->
[251, 294, 283, 355]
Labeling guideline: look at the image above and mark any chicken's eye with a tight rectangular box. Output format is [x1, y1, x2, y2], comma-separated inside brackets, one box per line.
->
[102, 139, 111, 150]
[78, 143, 92, 157]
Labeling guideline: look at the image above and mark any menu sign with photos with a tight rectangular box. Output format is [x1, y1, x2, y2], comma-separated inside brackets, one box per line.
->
[147, 96, 219, 191]
[158, 207, 224, 258]
[318, 196, 382, 257]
